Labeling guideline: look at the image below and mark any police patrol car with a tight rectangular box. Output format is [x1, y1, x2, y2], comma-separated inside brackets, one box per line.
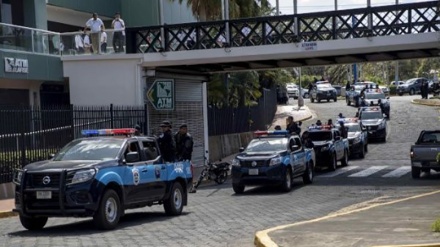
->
[358, 107, 387, 142]
[13, 128, 193, 230]
[361, 88, 391, 118]
[307, 125, 349, 171]
[231, 130, 315, 194]
[338, 118, 368, 158]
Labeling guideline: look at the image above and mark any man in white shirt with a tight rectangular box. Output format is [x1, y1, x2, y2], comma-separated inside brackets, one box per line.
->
[100, 30, 107, 53]
[74, 29, 84, 54]
[111, 12, 125, 53]
[84, 13, 104, 54]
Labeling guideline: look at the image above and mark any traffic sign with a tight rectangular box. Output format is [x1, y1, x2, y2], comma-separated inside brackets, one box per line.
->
[147, 79, 175, 110]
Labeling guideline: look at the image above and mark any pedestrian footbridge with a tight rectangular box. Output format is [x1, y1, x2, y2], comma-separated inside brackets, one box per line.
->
[121, 1, 439, 74]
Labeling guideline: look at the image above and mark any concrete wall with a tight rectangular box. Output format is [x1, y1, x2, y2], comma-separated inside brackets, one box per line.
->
[0, 78, 43, 106]
[62, 55, 144, 106]
[208, 132, 254, 162]
[0, 183, 14, 200]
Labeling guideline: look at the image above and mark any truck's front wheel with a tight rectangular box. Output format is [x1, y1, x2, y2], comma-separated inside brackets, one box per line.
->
[93, 189, 121, 230]
[164, 182, 184, 216]
[19, 215, 48, 230]
[411, 167, 421, 179]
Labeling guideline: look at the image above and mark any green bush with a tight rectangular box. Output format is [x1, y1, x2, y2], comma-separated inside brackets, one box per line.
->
[389, 85, 397, 95]
[432, 218, 440, 232]
[436, 153, 440, 164]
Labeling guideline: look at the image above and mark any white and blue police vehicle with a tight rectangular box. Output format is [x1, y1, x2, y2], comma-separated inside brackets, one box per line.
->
[361, 88, 390, 118]
[231, 130, 315, 194]
[358, 107, 387, 142]
[338, 118, 368, 158]
[13, 128, 193, 230]
[307, 125, 349, 171]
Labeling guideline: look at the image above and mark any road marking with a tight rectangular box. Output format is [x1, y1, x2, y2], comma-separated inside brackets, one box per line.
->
[318, 166, 359, 177]
[348, 166, 388, 177]
[382, 166, 411, 178]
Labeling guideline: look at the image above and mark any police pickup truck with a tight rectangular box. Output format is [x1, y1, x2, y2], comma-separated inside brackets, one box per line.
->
[231, 130, 315, 194]
[346, 85, 365, 107]
[13, 128, 193, 230]
[360, 88, 390, 118]
[307, 125, 349, 171]
[410, 130, 440, 179]
[358, 107, 387, 142]
[338, 118, 368, 158]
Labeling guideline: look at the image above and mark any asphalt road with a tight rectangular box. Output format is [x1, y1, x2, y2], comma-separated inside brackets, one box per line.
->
[1, 95, 439, 247]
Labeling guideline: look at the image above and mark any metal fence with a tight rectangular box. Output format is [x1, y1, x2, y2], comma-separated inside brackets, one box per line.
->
[0, 104, 147, 184]
[208, 88, 277, 136]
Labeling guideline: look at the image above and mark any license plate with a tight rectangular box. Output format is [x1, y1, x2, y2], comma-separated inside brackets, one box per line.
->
[36, 191, 52, 199]
[248, 169, 259, 175]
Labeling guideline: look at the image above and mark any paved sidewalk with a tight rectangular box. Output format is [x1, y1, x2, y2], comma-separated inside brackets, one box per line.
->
[0, 198, 16, 218]
[255, 190, 440, 247]
[269, 103, 313, 130]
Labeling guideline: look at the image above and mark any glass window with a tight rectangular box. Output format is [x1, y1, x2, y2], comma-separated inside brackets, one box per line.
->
[308, 131, 332, 141]
[54, 138, 124, 161]
[245, 137, 288, 152]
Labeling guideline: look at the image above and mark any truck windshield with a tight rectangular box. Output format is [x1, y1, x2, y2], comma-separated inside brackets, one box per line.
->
[420, 132, 440, 144]
[245, 138, 288, 152]
[365, 93, 385, 100]
[360, 112, 383, 120]
[308, 131, 332, 141]
[346, 124, 361, 132]
[53, 139, 124, 161]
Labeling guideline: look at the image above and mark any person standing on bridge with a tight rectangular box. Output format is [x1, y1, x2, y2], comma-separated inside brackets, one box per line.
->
[84, 13, 104, 54]
[111, 12, 125, 53]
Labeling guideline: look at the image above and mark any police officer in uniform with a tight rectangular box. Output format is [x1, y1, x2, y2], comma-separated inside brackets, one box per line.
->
[174, 124, 194, 161]
[158, 121, 176, 163]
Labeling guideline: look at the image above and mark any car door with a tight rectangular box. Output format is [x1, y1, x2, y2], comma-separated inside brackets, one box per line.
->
[123, 140, 154, 203]
[333, 131, 344, 159]
[289, 137, 306, 175]
[311, 87, 317, 99]
[140, 139, 166, 201]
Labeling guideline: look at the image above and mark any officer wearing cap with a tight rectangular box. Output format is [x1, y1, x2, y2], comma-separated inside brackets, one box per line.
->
[174, 123, 193, 161]
[158, 120, 176, 162]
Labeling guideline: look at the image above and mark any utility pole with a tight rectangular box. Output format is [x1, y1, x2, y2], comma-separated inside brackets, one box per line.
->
[276, 0, 280, 15]
[334, 0, 338, 11]
[394, 0, 399, 85]
[159, 0, 165, 49]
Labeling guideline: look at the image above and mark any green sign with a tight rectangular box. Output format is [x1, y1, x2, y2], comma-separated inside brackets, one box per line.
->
[147, 79, 175, 110]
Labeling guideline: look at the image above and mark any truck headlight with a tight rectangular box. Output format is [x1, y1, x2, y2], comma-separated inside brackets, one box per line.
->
[232, 159, 241, 167]
[321, 146, 329, 152]
[13, 170, 23, 184]
[379, 121, 386, 129]
[69, 169, 96, 185]
[269, 156, 282, 166]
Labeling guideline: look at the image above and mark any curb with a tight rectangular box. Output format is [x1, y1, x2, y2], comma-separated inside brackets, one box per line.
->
[254, 190, 440, 247]
[411, 99, 440, 107]
[0, 210, 17, 219]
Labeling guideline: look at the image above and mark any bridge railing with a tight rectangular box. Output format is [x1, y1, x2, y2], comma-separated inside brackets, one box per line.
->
[126, 1, 439, 54]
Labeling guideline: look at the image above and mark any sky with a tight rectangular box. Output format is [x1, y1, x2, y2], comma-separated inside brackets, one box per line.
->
[267, 0, 431, 14]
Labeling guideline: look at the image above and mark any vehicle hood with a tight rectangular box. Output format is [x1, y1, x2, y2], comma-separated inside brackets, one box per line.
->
[347, 132, 360, 139]
[317, 88, 334, 92]
[361, 119, 383, 126]
[237, 151, 286, 160]
[24, 160, 105, 172]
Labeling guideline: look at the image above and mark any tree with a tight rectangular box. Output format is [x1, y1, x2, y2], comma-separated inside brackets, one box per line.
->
[228, 71, 262, 107]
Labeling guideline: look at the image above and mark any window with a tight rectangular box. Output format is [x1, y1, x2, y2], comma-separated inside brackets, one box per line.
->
[142, 140, 159, 161]
[124, 141, 141, 162]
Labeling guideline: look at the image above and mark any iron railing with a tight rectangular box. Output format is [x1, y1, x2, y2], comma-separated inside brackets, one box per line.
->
[208, 88, 277, 136]
[0, 104, 147, 184]
[126, 1, 439, 53]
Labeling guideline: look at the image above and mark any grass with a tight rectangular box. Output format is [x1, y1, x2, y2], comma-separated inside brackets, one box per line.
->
[432, 218, 440, 232]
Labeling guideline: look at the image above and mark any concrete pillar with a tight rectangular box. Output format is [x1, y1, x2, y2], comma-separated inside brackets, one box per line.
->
[24, 0, 48, 30]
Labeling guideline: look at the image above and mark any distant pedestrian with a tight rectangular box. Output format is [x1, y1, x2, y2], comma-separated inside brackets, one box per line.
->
[74, 29, 85, 54]
[84, 13, 104, 54]
[174, 124, 194, 161]
[111, 12, 125, 53]
[100, 30, 107, 53]
[158, 121, 176, 163]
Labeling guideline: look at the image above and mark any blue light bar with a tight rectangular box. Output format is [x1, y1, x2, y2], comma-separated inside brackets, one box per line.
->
[81, 129, 100, 136]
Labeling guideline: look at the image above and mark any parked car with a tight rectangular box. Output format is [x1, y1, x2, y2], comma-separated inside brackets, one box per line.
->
[286, 83, 299, 99]
[231, 130, 315, 193]
[13, 128, 193, 230]
[310, 83, 337, 103]
[410, 130, 440, 178]
[397, 78, 428, 96]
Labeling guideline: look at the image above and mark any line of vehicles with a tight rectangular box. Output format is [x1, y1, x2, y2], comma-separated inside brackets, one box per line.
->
[231, 106, 389, 193]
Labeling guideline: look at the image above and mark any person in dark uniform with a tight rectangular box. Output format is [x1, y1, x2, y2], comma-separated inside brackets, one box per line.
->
[301, 131, 314, 149]
[174, 124, 194, 161]
[134, 124, 142, 136]
[286, 116, 301, 135]
[339, 121, 348, 138]
[158, 121, 176, 163]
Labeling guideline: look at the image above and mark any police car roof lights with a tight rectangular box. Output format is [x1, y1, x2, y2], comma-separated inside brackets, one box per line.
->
[360, 107, 381, 112]
[254, 130, 289, 136]
[338, 118, 359, 124]
[81, 128, 136, 136]
[308, 125, 332, 131]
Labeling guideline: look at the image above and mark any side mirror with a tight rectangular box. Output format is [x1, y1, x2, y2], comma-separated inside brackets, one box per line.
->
[239, 147, 245, 152]
[48, 153, 55, 159]
[125, 152, 140, 163]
